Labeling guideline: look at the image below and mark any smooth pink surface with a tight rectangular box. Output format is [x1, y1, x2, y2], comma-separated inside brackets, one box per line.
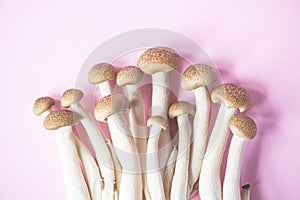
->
[1, 0, 300, 199]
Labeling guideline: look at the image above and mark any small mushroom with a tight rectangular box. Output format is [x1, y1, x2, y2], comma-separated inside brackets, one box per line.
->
[43, 110, 91, 200]
[33, 96, 55, 117]
[241, 184, 251, 200]
[169, 101, 195, 200]
[94, 94, 142, 200]
[138, 47, 180, 167]
[61, 89, 115, 200]
[146, 116, 168, 200]
[199, 83, 250, 200]
[181, 64, 218, 194]
[223, 115, 257, 200]
[163, 145, 178, 200]
[88, 63, 116, 97]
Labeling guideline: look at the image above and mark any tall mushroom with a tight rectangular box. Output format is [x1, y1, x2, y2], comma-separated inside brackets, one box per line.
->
[169, 101, 195, 200]
[138, 46, 180, 167]
[116, 66, 151, 199]
[88, 63, 116, 97]
[199, 83, 250, 200]
[43, 110, 91, 200]
[146, 116, 168, 200]
[94, 94, 142, 200]
[181, 64, 218, 195]
[33, 96, 55, 117]
[241, 184, 251, 200]
[223, 115, 257, 200]
[61, 89, 115, 200]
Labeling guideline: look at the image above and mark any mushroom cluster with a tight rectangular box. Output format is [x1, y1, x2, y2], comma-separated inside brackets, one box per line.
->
[33, 46, 257, 200]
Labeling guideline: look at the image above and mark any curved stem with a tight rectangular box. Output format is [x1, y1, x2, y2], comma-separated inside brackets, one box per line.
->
[163, 145, 178, 200]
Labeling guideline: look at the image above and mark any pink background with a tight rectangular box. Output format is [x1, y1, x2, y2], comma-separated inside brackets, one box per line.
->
[1, 0, 300, 199]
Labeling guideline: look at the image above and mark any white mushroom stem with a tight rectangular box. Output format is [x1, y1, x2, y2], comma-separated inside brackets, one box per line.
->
[199, 104, 236, 200]
[163, 145, 178, 200]
[170, 114, 190, 200]
[223, 136, 245, 200]
[56, 126, 91, 200]
[188, 87, 210, 194]
[241, 184, 250, 200]
[147, 123, 166, 200]
[106, 140, 122, 200]
[72, 103, 115, 200]
[74, 136, 103, 200]
[98, 81, 113, 97]
[107, 113, 142, 200]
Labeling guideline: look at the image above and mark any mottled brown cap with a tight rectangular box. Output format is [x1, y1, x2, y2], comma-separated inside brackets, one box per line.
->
[146, 116, 168, 130]
[211, 83, 251, 112]
[181, 64, 218, 90]
[116, 66, 144, 86]
[137, 47, 180, 75]
[168, 101, 195, 119]
[61, 89, 84, 108]
[94, 94, 130, 122]
[33, 96, 55, 116]
[88, 63, 116, 84]
[43, 110, 80, 130]
[229, 115, 257, 140]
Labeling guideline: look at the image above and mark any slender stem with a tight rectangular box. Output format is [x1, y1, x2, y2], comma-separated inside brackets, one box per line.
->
[241, 184, 250, 200]
[98, 81, 112, 97]
[163, 145, 178, 200]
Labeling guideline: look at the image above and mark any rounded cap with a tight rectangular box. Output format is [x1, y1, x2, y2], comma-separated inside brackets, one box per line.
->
[146, 116, 168, 130]
[211, 83, 250, 112]
[33, 96, 55, 116]
[116, 66, 144, 86]
[168, 101, 195, 119]
[229, 115, 257, 140]
[61, 89, 83, 108]
[181, 64, 218, 90]
[137, 46, 180, 74]
[43, 110, 80, 130]
[88, 63, 116, 84]
[94, 94, 130, 122]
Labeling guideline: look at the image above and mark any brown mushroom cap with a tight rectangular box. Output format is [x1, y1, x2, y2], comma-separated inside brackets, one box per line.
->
[61, 89, 84, 108]
[116, 66, 144, 86]
[168, 101, 196, 119]
[94, 94, 130, 122]
[43, 110, 80, 130]
[137, 47, 180, 75]
[181, 64, 218, 90]
[229, 115, 257, 140]
[146, 116, 168, 130]
[88, 63, 116, 84]
[33, 96, 55, 116]
[211, 83, 250, 112]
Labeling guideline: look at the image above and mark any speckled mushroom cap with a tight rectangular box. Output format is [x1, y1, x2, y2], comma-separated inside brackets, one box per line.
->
[168, 101, 195, 119]
[94, 94, 130, 122]
[116, 66, 144, 86]
[211, 83, 251, 112]
[33, 96, 55, 116]
[181, 64, 218, 90]
[88, 63, 116, 84]
[229, 115, 257, 140]
[146, 116, 168, 130]
[61, 89, 84, 108]
[43, 110, 80, 130]
[137, 47, 180, 75]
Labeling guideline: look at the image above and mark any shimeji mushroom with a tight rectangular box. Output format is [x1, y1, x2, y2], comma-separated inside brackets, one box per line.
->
[61, 89, 115, 199]
[146, 116, 168, 200]
[33, 96, 55, 117]
[88, 63, 116, 97]
[241, 184, 251, 200]
[199, 83, 250, 200]
[223, 115, 257, 200]
[43, 110, 91, 200]
[163, 144, 178, 200]
[116, 66, 151, 200]
[169, 101, 195, 200]
[94, 94, 143, 200]
[138, 47, 180, 166]
[181, 64, 218, 195]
